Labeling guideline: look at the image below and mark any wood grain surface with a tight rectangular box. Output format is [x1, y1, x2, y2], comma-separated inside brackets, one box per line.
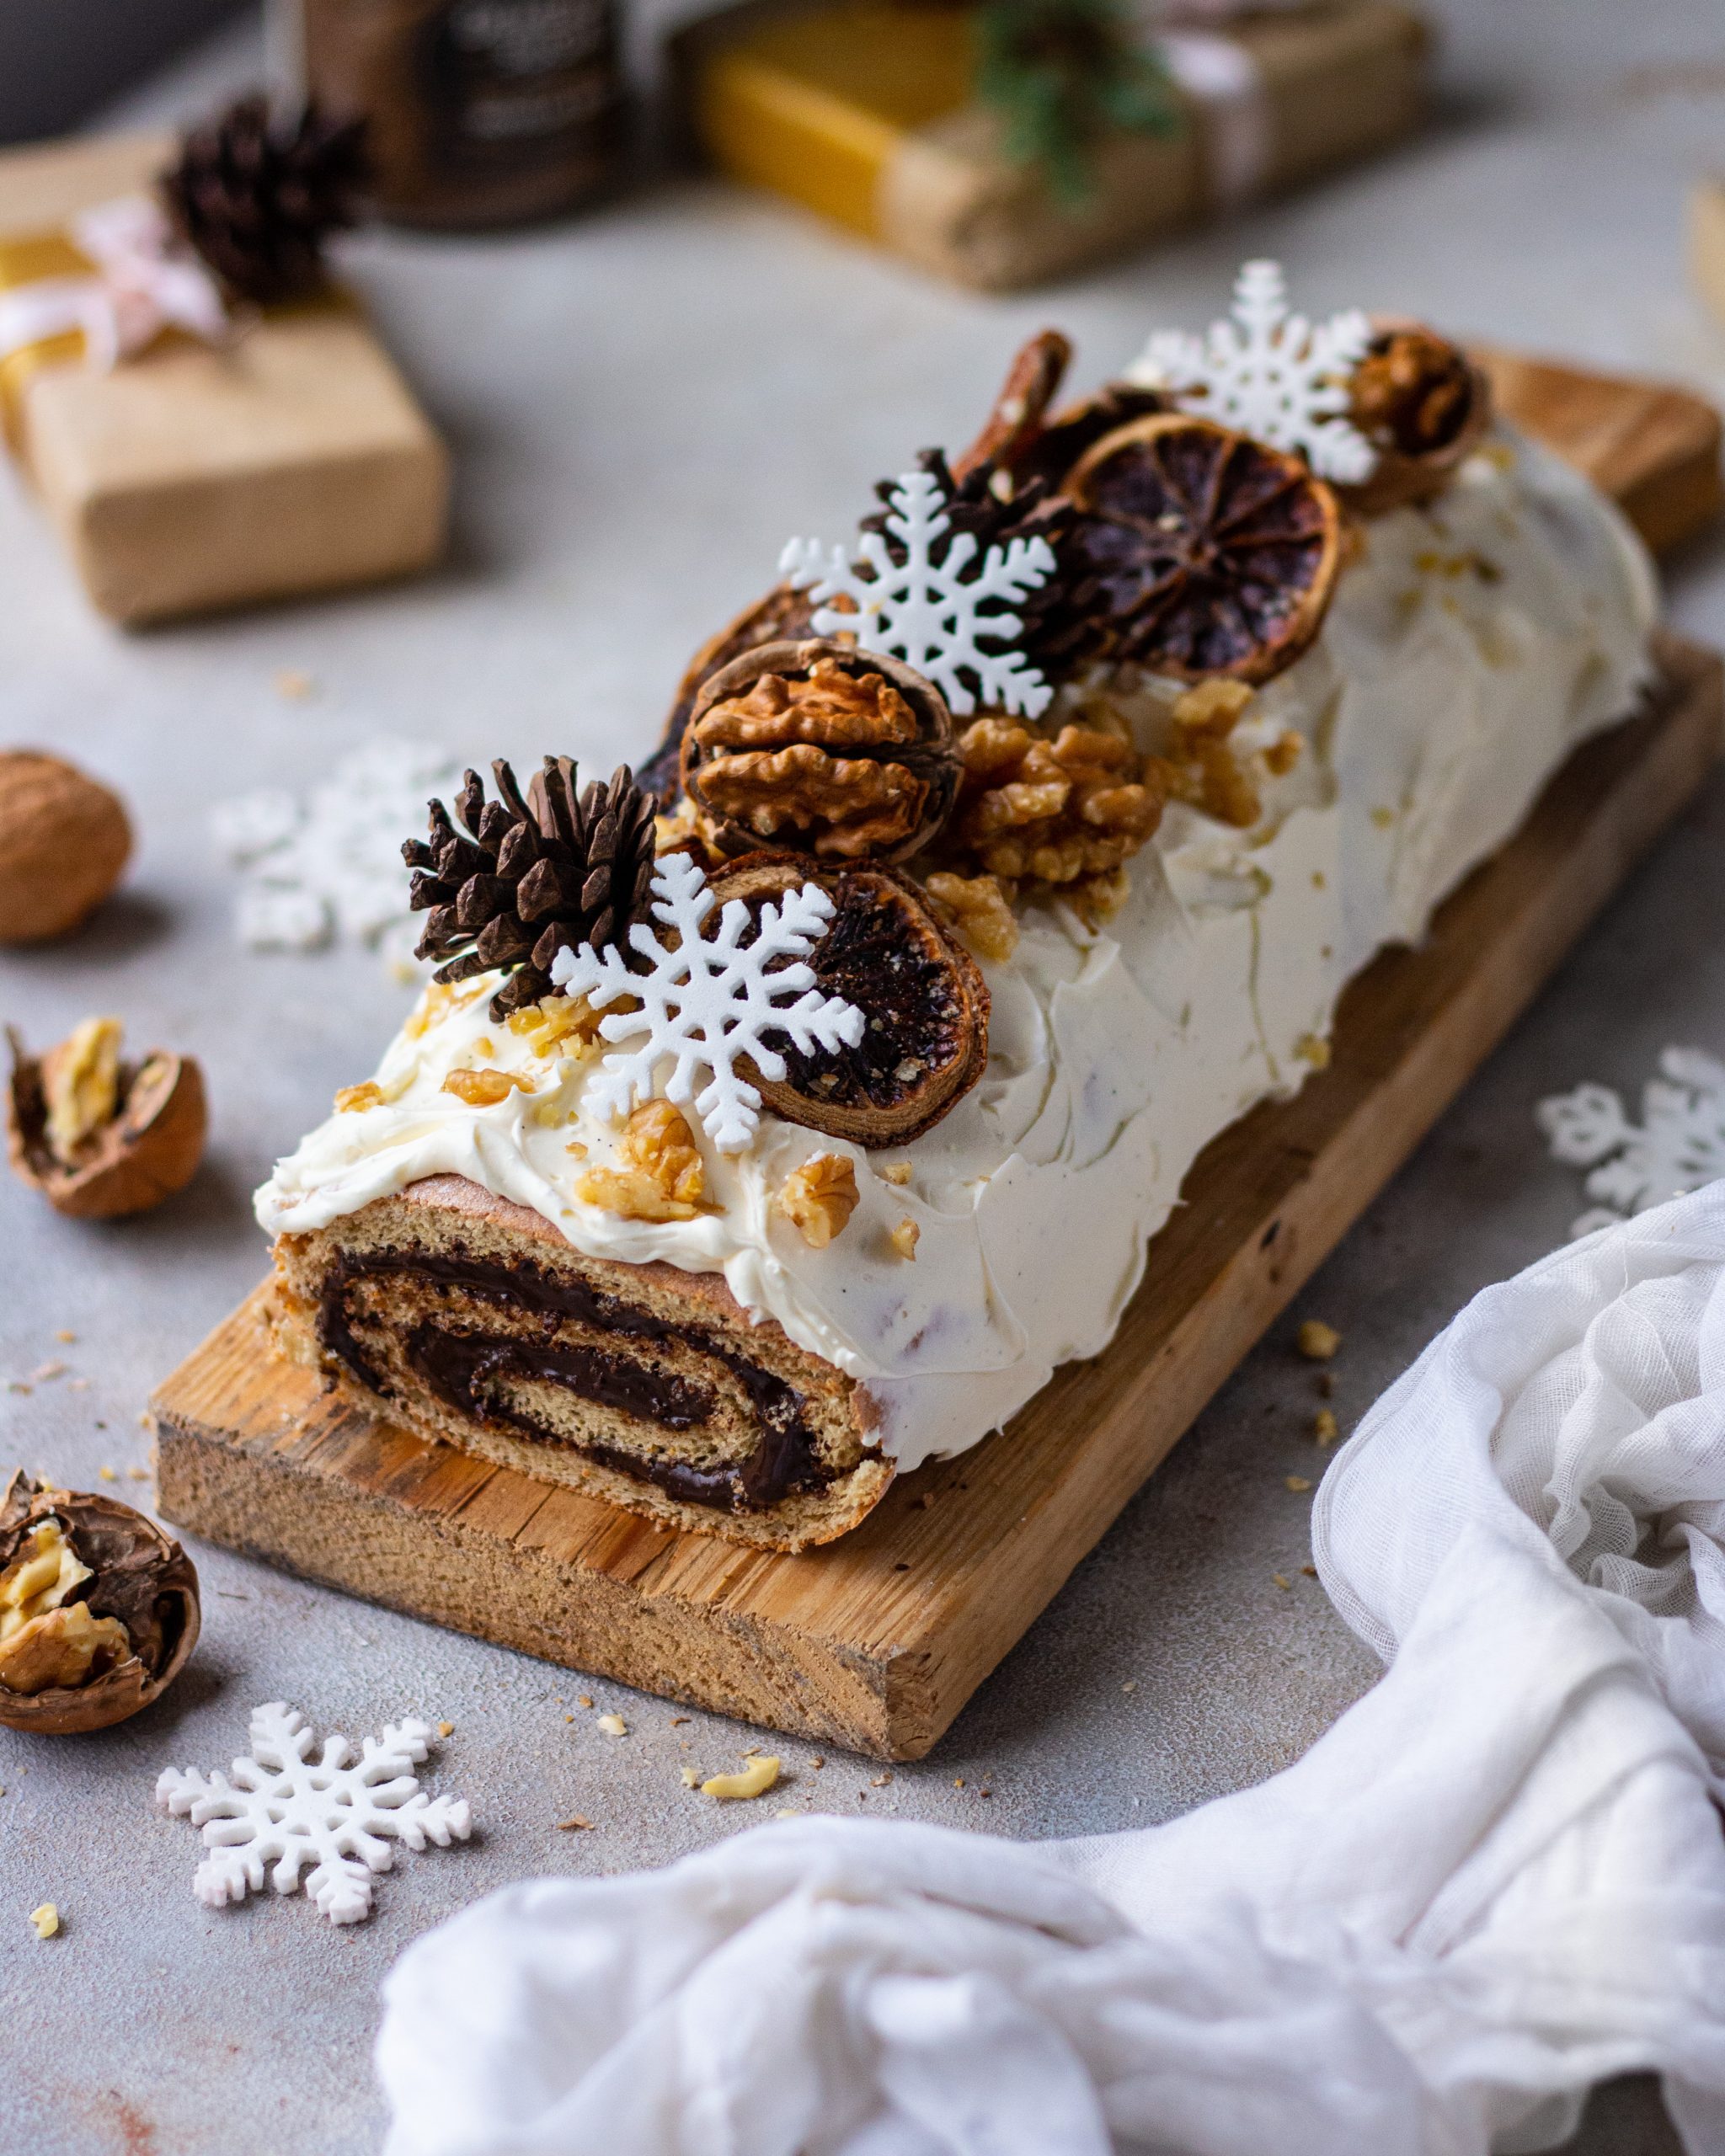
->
[153, 368, 1725, 1759]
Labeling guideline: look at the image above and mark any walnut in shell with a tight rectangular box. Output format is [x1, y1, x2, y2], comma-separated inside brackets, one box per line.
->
[0, 751, 131, 943]
[8, 1018, 206, 1219]
[1341, 323, 1492, 517]
[0, 1472, 200, 1734]
[683, 641, 960, 867]
[705, 853, 989, 1147]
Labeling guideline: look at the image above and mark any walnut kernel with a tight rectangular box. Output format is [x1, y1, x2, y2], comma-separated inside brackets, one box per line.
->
[578, 1100, 707, 1222]
[41, 1017, 121, 1166]
[441, 1068, 534, 1107]
[923, 871, 1019, 963]
[889, 1217, 921, 1261]
[777, 1154, 859, 1247]
[946, 715, 1163, 890]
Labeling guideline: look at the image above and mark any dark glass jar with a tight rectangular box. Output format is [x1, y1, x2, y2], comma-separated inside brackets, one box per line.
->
[291, 0, 628, 228]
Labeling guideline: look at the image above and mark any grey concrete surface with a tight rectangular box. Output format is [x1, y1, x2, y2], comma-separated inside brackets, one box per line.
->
[2, 3, 1723, 2149]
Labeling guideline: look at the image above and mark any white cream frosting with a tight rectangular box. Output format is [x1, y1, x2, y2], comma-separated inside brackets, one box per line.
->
[257, 430, 1657, 1476]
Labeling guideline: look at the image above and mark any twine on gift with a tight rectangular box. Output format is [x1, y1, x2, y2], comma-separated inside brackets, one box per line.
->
[0, 195, 228, 454]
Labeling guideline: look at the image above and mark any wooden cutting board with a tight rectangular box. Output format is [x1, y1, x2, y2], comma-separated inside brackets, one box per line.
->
[152, 359, 1725, 1761]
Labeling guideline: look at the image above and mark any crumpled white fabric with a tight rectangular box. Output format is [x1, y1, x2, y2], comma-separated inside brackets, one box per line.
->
[377, 1183, 1725, 2156]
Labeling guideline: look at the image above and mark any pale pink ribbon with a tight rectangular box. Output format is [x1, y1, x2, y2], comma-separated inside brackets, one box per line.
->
[0, 194, 227, 376]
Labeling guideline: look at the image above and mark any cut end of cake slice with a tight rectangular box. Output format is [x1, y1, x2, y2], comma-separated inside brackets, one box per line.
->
[268, 1175, 893, 1553]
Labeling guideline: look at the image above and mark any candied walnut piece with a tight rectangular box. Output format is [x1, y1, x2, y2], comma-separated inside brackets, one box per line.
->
[0, 1473, 200, 1735]
[1148, 679, 1302, 832]
[441, 1067, 533, 1107]
[1063, 415, 1343, 684]
[579, 1099, 708, 1222]
[704, 853, 989, 1148]
[943, 712, 1166, 893]
[684, 641, 960, 867]
[7, 1023, 206, 1220]
[1343, 323, 1492, 516]
[923, 871, 1020, 963]
[777, 1153, 860, 1248]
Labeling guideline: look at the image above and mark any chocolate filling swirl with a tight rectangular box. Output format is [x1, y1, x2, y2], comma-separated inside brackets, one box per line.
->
[317, 1245, 831, 1513]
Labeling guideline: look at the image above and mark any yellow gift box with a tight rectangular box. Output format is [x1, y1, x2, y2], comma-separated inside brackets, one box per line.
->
[673, 0, 1430, 291]
[0, 131, 448, 627]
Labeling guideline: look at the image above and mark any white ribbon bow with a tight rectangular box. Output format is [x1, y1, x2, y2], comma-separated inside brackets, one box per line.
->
[0, 194, 227, 378]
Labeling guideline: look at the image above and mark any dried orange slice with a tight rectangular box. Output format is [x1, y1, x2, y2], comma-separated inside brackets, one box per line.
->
[1063, 415, 1343, 684]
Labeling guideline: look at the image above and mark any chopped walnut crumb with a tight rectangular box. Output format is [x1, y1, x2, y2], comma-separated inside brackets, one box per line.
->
[1313, 1409, 1340, 1446]
[441, 1067, 534, 1107]
[880, 1161, 912, 1186]
[680, 1765, 700, 1788]
[702, 1756, 781, 1801]
[579, 1100, 707, 1222]
[506, 994, 604, 1061]
[1272, 1573, 1292, 1592]
[596, 1713, 627, 1737]
[1152, 680, 1267, 829]
[436, 1721, 454, 1737]
[557, 1816, 593, 1832]
[1294, 1034, 1331, 1071]
[776, 1154, 859, 1248]
[1297, 1320, 1342, 1361]
[923, 870, 1020, 963]
[335, 1069, 412, 1114]
[1285, 1475, 1312, 1493]
[889, 1217, 920, 1262]
[29, 1903, 58, 1940]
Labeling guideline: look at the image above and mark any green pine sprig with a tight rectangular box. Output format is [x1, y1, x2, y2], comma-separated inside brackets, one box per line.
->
[975, 0, 1178, 207]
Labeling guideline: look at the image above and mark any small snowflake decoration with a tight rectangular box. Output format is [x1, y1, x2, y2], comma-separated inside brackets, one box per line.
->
[780, 468, 1056, 718]
[156, 1702, 472, 1925]
[551, 850, 863, 1153]
[212, 737, 467, 973]
[1126, 259, 1376, 483]
[1536, 1048, 1725, 1238]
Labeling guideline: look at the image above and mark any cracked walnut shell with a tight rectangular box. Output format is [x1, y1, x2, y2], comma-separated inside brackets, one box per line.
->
[0, 750, 131, 943]
[683, 641, 960, 867]
[0, 1473, 200, 1734]
[1341, 322, 1492, 517]
[8, 1019, 206, 1219]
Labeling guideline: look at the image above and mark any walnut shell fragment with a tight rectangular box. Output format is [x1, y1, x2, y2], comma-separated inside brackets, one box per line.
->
[1341, 322, 1493, 517]
[0, 750, 132, 943]
[707, 853, 989, 1148]
[683, 641, 960, 867]
[0, 1472, 200, 1734]
[8, 1020, 206, 1219]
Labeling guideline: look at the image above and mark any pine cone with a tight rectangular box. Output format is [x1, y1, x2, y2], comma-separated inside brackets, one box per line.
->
[160, 95, 368, 304]
[405, 760, 659, 1020]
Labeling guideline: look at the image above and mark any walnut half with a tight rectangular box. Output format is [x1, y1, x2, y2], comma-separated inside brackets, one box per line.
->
[7, 1022, 206, 1220]
[0, 1474, 200, 1735]
[683, 640, 961, 867]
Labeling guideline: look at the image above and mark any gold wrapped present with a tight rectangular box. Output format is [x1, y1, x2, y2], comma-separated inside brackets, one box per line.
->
[672, 0, 1430, 291]
[0, 132, 448, 627]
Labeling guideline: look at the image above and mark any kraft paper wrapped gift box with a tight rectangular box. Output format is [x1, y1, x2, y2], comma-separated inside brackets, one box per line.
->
[671, 0, 1430, 291]
[0, 132, 448, 627]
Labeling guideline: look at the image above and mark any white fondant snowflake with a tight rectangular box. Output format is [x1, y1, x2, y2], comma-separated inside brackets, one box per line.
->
[156, 1702, 472, 1925]
[1537, 1047, 1725, 1238]
[780, 468, 1056, 718]
[551, 850, 864, 1153]
[213, 738, 467, 972]
[1126, 259, 1376, 483]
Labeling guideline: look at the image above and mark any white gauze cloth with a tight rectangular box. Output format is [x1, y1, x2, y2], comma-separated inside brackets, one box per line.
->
[377, 1182, 1725, 2156]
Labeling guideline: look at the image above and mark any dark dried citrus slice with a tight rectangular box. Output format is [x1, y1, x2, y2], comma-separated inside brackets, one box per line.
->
[1063, 415, 1343, 684]
[704, 853, 989, 1148]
